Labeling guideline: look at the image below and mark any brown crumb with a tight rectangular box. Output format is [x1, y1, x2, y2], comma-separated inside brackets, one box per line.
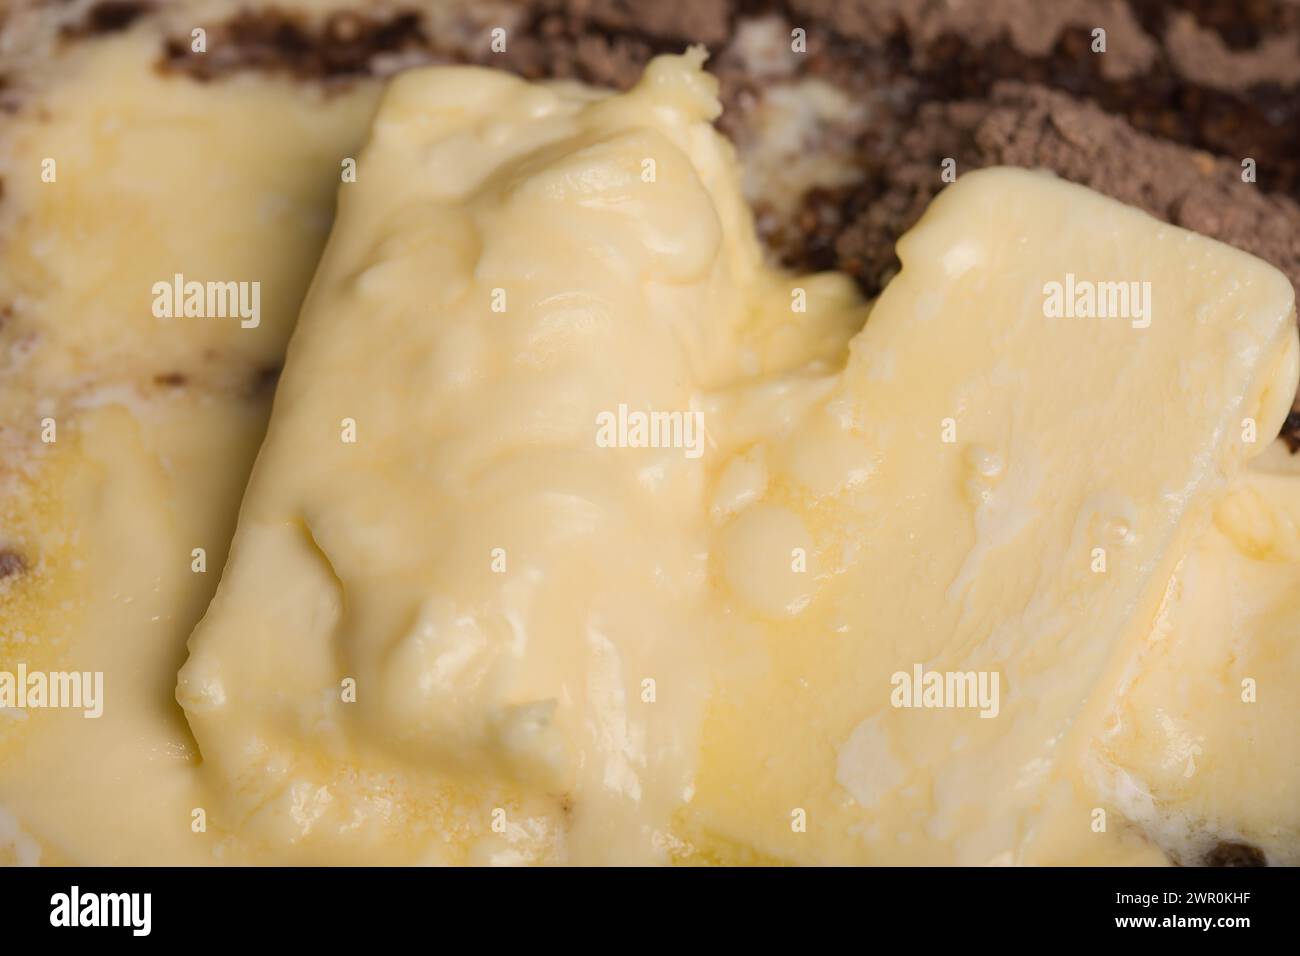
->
[61, 1, 151, 38]
[561, 0, 732, 48]
[1281, 410, 1300, 453]
[771, 81, 1300, 303]
[160, 9, 428, 82]
[153, 371, 187, 387]
[251, 365, 282, 396]
[1204, 840, 1267, 866]
[0, 550, 26, 580]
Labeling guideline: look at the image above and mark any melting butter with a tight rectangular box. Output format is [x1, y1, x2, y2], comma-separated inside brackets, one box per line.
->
[179, 53, 1297, 866]
[2, 39, 1296, 867]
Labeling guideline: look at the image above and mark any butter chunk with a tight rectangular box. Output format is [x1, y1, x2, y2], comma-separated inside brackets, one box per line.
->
[175, 50, 862, 865]
[175, 51, 1297, 864]
[686, 167, 1298, 865]
[1090, 443, 1300, 866]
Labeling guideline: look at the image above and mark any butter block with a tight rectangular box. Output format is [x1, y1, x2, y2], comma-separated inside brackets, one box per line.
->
[176, 49, 859, 865]
[685, 167, 1298, 865]
[178, 44, 1299, 866]
[1090, 442, 1300, 866]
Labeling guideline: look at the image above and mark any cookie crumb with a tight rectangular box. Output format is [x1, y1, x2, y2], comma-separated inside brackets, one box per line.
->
[63, 1, 151, 38]
[0, 550, 27, 580]
[1204, 840, 1267, 866]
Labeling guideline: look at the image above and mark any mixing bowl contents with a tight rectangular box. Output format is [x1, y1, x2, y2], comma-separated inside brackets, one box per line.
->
[1, 0, 1297, 868]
